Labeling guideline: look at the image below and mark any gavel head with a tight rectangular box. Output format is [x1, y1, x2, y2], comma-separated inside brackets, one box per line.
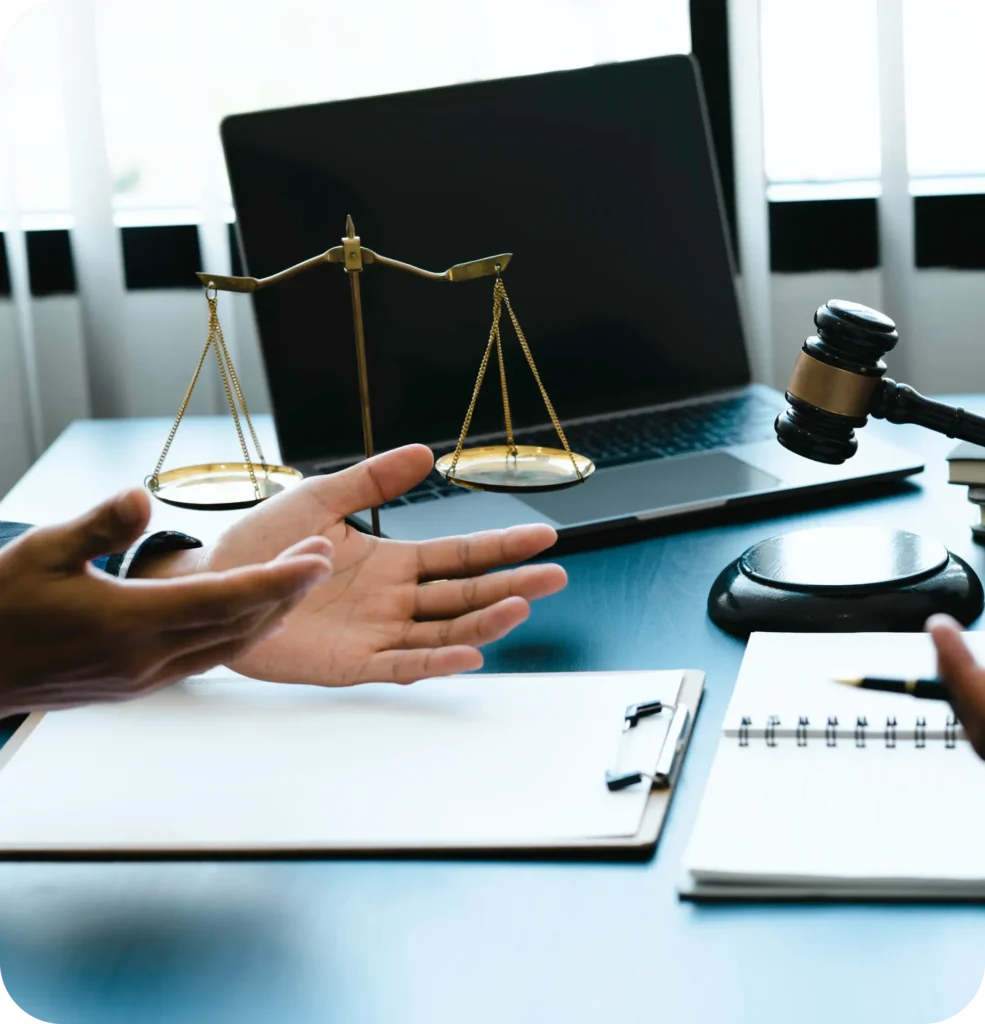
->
[774, 299, 898, 464]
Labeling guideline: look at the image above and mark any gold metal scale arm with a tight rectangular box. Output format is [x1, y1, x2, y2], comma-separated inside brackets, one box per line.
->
[194, 216, 514, 535]
[170, 215, 590, 528]
[195, 233, 512, 295]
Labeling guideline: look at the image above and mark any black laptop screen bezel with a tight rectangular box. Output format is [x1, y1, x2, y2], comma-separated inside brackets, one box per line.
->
[221, 54, 750, 466]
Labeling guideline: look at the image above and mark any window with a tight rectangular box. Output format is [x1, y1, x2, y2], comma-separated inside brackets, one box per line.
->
[904, 0, 985, 192]
[0, 2, 72, 225]
[760, 0, 881, 199]
[761, 0, 985, 199]
[91, 0, 691, 218]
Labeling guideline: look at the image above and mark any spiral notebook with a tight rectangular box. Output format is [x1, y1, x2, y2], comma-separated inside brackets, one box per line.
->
[682, 631, 985, 901]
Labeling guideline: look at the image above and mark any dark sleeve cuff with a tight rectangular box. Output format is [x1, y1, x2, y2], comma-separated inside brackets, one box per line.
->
[0, 523, 32, 549]
[103, 531, 203, 579]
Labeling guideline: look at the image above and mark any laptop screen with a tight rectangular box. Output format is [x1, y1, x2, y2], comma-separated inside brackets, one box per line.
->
[222, 55, 750, 465]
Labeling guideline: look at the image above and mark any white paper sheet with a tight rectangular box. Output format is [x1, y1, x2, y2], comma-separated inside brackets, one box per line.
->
[0, 670, 683, 852]
[687, 741, 985, 887]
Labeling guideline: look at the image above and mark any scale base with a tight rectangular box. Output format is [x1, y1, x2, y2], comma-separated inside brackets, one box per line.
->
[708, 526, 984, 639]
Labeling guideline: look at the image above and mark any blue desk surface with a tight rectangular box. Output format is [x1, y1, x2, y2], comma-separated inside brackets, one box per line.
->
[0, 410, 983, 1023]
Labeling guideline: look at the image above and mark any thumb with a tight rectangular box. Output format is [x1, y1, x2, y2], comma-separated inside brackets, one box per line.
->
[309, 444, 435, 517]
[36, 488, 151, 570]
[928, 614, 985, 754]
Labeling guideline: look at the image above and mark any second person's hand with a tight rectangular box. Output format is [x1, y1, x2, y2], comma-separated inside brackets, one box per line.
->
[137, 445, 568, 686]
[929, 613, 985, 757]
[0, 488, 333, 716]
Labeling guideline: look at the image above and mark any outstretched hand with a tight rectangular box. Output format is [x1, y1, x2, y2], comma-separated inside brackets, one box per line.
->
[0, 488, 331, 716]
[140, 445, 567, 686]
[929, 614, 985, 757]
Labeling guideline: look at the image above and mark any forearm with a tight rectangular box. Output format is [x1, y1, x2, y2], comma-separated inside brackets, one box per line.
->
[0, 521, 204, 580]
[128, 543, 206, 579]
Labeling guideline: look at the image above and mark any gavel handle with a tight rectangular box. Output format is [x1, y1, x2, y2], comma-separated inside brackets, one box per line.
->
[872, 379, 985, 446]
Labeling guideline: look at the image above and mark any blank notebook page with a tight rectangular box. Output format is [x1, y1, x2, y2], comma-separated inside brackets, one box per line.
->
[686, 742, 985, 887]
[685, 632, 985, 890]
[0, 670, 683, 852]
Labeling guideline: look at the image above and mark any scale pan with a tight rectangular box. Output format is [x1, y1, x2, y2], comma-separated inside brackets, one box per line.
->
[146, 463, 304, 511]
[435, 445, 595, 493]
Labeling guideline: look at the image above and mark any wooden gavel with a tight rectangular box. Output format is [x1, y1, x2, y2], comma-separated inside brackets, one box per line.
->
[775, 299, 985, 464]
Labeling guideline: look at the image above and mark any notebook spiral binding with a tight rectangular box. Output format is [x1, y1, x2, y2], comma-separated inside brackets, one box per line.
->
[735, 712, 961, 748]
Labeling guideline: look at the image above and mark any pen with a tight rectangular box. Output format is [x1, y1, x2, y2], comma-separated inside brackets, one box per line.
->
[833, 676, 949, 701]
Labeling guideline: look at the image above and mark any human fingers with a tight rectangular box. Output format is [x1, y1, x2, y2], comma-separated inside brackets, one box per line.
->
[128, 554, 332, 630]
[416, 523, 559, 580]
[26, 489, 150, 571]
[400, 596, 531, 650]
[305, 444, 435, 518]
[413, 564, 567, 619]
[152, 631, 287, 688]
[146, 594, 292, 668]
[928, 614, 985, 757]
[362, 645, 484, 685]
[274, 536, 334, 563]
[86, 605, 291, 698]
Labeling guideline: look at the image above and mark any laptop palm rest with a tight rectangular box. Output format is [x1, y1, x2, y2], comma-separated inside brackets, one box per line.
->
[517, 452, 780, 526]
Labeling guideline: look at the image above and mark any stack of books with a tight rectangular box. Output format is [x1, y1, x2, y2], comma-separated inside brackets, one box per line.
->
[948, 441, 985, 542]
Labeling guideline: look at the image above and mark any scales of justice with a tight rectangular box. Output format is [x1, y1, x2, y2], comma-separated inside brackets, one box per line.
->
[146, 216, 595, 536]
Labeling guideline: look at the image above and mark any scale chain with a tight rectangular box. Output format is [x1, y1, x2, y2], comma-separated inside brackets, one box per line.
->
[150, 292, 262, 500]
[210, 301, 260, 500]
[447, 276, 581, 481]
[494, 329, 516, 455]
[447, 285, 501, 478]
[150, 317, 214, 485]
[211, 313, 267, 468]
[498, 281, 582, 480]
[493, 282, 517, 456]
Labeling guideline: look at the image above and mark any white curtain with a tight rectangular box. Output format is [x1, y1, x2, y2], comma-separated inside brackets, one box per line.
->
[0, 0, 691, 491]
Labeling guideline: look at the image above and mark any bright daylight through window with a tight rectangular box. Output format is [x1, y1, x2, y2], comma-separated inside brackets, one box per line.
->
[762, 0, 985, 200]
[4, 1, 984, 225]
[97, 1, 689, 220]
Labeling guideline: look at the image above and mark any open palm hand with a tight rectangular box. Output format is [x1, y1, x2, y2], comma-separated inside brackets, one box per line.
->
[154, 445, 567, 686]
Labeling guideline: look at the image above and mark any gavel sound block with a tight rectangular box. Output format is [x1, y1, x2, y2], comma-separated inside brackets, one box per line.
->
[707, 299, 985, 638]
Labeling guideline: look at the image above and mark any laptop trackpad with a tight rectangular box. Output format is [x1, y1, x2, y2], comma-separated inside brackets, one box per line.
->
[517, 452, 780, 527]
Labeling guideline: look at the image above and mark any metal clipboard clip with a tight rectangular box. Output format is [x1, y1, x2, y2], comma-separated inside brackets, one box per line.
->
[604, 700, 691, 792]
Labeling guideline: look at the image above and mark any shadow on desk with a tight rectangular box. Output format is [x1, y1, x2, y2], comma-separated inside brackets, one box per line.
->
[0, 870, 314, 1022]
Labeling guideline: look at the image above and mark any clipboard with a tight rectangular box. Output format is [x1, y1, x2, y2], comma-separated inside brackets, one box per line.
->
[0, 670, 704, 860]
[567, 669, 704, 857]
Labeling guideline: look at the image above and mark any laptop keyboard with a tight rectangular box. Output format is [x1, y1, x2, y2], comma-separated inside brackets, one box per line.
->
[320, 394, 780, 509]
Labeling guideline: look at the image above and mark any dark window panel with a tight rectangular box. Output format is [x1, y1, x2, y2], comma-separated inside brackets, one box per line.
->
[26, 229, 76, 296]
[769, 198, 879, 272]
[690, 0, 737, 265]
[0, 234, 10, 297]
[915, 193, 985, 269]
[121, 224, 203, 289]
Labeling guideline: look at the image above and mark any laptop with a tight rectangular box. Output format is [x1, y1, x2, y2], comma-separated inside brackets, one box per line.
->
[220, 55, 922, 542]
